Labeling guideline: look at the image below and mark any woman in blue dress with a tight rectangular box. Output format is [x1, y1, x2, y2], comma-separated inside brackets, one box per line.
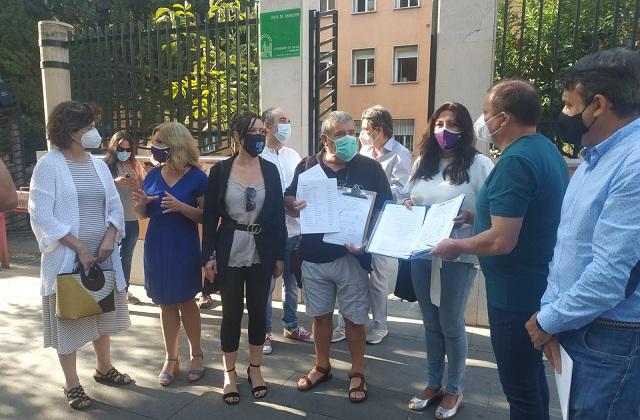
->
[133, 122, 208, 386]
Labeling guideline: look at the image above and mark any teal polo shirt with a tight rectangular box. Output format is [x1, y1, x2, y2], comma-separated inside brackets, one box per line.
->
[474, 134, 568, 313]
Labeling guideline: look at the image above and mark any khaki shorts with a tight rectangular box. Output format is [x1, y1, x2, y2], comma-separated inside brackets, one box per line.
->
[301, 254, 370, 325]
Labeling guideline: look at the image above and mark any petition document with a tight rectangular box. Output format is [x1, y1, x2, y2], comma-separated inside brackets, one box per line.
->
[323, 191, 375, 247]
[297, 177, 340, 234]
[555, 345, 573, 420]
[366, 204, 427, 259]
[412, 194, 465, 253]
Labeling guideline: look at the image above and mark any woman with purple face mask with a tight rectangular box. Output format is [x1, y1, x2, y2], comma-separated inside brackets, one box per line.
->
[399, 102, 494, 419]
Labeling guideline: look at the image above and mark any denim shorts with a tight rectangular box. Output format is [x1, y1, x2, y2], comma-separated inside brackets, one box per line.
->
[301, 254, 370, 324]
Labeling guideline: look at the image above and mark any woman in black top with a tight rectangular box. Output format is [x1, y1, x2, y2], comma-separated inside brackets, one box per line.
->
[202, 111, 286, 405]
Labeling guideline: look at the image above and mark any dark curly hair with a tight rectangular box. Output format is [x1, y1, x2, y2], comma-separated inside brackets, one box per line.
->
[230, 111, 262, 148]
[46, 101, 97, 150]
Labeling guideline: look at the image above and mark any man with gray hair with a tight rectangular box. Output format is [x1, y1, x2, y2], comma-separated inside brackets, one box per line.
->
[284, 111, 392, 403]
[260, 107, 313, 355]
[333, 105, 412, 344]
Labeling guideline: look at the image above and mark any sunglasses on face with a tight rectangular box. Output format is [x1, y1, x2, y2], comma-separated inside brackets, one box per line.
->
[246, 187, 256, 212]
[117, 147, 132, 152]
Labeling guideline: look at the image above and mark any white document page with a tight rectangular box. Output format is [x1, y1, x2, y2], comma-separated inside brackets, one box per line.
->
[323, 192, 374, 247]
[298, 162, 327, 183]
[555, 345, 573, 420]
[297, 177, 340, 234]
[367, 204, 427, 259]
[412, 194, 465, 254]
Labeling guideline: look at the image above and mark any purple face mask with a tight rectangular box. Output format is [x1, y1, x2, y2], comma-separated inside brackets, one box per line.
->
[434, 128, 462, 150]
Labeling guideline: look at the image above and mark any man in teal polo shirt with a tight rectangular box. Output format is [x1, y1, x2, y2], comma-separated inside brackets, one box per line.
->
[433, 79, 568, 420]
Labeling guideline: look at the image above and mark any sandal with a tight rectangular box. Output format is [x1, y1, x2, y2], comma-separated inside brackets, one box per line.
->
[188, 354, 205, 382]
[63, 385, 92, 410]
[93, 366, 133, 386]
[347, 372, 368, 403]
[247, 363, 268, 399]
[297, 365, 332, 391]
[158, 358, 179, 386]
[222, 367, 240, 405]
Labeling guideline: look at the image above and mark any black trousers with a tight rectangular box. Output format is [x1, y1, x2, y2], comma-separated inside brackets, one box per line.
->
[219, 264, 271, 353]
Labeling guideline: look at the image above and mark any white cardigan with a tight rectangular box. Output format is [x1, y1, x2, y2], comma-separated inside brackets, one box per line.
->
[29, 150, 126, 296]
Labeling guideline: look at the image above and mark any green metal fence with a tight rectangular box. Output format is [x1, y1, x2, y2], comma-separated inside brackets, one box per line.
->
[495, 0, 640, 156]
[69, 7, 260, 154]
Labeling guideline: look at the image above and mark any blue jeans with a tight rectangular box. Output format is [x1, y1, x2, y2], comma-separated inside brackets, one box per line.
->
[266, 236, 299, 332]
[119, 220, 139, 288]
[488, 305, 549, 420]
[411, 259, 475, 394]
[562, 323, 640, 419]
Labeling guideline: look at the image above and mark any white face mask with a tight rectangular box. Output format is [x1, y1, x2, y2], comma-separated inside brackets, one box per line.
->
[80, 128, 102, 149]
[359, 130, 374, 146]
[273, 123, 292, 143]
[473, 114, 503, 145]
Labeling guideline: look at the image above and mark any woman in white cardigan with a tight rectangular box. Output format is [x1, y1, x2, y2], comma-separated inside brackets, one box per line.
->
[29, 101, 133, 410]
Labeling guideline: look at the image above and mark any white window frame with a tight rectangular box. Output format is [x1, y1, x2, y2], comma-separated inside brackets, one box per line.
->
[393, 45, 418, 83]
[353, 0, 376, 13]
[352, 48, 375, 85]
[320, 0, 336, 12]
[319, 56, 333, 86]
[395, 0, 420, 8]
[393, 119, 415, 150]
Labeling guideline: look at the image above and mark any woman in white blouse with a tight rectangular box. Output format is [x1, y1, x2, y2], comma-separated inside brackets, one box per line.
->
[29, 101, 132, 411]
[401, 102, 494, 418]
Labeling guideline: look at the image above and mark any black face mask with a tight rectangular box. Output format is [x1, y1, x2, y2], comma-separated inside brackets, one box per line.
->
[555, 103, 597, 146]
[242, 133, 265, 157]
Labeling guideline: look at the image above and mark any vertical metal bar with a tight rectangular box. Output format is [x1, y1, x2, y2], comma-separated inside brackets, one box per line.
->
[235, 9, 241, 116]
[246, 6, 251, 112]
[176, 17, 183, 123]
[308, 10, 315, 156]
[552, 0, 563, 63]
[499, 0, 510, 80]
[214, 11, 223, 148]
[592, 0, 601, 50]
[612, 0, 620, 47]
[186, 14, 193, 136]
[517, 0, 527, 74]
[225, 10, 231, 134]
[129, 22, 135, 130]
[573, 0, 582, 62]
[254, 6, 260, 116]
[332, 10, 338, 112]
[314, 11, 321, 154]
[194, 17, 203, 150]
[632, 0, 640, 50]
[166, 21, 172, 122]
[205, 16, 212, 150]
[534, 0, 544, 85]
[120, 22, 126, 132]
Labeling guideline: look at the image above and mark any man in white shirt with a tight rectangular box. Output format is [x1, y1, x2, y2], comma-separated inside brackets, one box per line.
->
[260, 107, 313, 354]
[333, 105, 413, 344]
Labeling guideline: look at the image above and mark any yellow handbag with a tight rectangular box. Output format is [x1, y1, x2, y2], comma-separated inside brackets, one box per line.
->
[56, 265, 116, 320]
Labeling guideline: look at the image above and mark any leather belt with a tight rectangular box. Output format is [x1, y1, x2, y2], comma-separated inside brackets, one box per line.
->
[593, 318, 640, 330]
[225, 221, 262, 235]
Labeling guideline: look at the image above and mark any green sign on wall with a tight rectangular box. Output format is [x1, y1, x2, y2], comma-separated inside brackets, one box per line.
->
[260, 8, 301, 60]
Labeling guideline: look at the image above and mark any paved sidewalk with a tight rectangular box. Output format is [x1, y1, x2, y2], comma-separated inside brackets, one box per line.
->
[0, 233, 561, 419]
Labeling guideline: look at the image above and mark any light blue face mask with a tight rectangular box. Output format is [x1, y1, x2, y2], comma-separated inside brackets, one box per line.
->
[333, 135, 358, 162]
[116, 151, 131, 162]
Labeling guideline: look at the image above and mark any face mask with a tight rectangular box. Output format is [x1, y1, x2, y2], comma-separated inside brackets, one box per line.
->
[243, 133, 265, 157]
[555, 105, 597, 146]
[359, 130, 374, 146]
[434, 128, 462, 150]
[333, 135, 358, 162]
[80, 128, 102, 149]
[116, 151, 131, 162]
[273, 123, 292, 143]
[474, 114, 503, 144]
[151, 144, 171, 163]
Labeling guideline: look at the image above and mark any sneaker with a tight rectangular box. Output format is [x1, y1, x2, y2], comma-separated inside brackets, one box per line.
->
[198, 294, 213, 309]
[127, 291, 140, 305]
[284, 327, 314, 343]
[262, 334, 273, 355]
[366, 328, 388, 345]
[331, 326, 346, 343]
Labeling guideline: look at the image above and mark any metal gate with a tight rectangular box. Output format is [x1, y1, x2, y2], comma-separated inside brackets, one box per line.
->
[308, 9, 338, 156]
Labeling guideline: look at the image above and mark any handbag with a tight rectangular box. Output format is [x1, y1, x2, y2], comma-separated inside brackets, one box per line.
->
[394, 259, 417, 302]
[56, 265, 116, 320]
[290, 239, 303, 288]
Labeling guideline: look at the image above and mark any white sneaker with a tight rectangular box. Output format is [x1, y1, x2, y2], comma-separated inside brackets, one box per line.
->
[262, 334, 273, 355]
[331, 326, 346, 343]
[366, 328, 388, 344]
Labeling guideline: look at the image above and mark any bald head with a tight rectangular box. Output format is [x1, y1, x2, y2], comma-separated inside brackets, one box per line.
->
[488, 79, 541, 126]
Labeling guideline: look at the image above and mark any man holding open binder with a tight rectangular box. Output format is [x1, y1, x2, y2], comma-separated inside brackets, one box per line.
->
[284, 111, 392, 403]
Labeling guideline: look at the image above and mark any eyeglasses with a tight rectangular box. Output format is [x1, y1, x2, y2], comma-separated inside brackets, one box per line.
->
[117, 147, 132, 152]
[246, 187, 256, 212]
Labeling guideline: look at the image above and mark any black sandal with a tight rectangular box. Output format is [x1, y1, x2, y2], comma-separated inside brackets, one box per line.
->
[63, 385, 92, 410]
[247, 363, 268, 399]
[93, 366, 133, 386]
[297, 365, 332, 391]
[348, 372, 369, 403]
[222, 367, 240, 405]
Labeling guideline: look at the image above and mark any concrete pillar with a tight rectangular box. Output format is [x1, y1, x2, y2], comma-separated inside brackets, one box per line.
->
[432, 0, 497, 156]
[259, 0, 320, 157]
[38, 21, 74, 150]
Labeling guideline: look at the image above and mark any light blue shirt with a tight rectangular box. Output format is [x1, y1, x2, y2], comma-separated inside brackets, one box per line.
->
[538, 117, 640, 334]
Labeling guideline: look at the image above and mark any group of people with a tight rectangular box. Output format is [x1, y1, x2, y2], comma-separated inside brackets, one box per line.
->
[26, 46, 639, 419]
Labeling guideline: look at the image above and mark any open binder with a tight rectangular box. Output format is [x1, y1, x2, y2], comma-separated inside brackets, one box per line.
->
[366, 194, 465, 260]
[322, 185, 377, 248]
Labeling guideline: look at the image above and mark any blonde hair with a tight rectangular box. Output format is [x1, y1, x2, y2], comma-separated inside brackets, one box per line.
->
[153, 122, 200, 170]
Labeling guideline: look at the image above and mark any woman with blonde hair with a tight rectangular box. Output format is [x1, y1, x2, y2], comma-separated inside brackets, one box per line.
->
[105, 130, 146, 304]
[133, 122, 208, 386]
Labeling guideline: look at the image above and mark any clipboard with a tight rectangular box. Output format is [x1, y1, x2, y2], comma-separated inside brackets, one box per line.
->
[322, 185, 377, 248]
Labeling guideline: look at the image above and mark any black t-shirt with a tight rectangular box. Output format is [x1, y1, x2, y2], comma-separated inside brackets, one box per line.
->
[284, 152, 393, 270]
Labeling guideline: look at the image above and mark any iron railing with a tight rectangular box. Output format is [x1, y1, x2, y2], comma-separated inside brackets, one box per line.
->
[69, 7, 260, 154]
